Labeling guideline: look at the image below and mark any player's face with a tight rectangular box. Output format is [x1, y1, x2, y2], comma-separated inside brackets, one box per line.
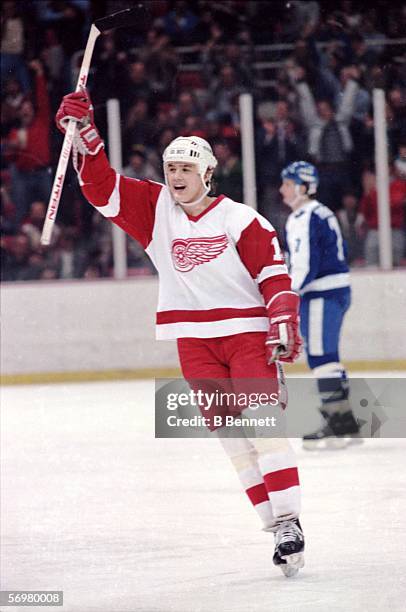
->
[280, 179, 298, 207]
[166, 162, 205, 203]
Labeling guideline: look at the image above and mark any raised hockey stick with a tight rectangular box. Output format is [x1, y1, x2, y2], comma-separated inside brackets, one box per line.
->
[40, 4, 147, 245]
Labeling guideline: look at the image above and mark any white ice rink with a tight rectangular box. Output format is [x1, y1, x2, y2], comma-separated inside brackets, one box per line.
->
[1, 378, 406, 612]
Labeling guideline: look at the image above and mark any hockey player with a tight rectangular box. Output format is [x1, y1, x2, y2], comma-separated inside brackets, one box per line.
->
[280, 161, 361, 449]
[56, 89, 304, 576]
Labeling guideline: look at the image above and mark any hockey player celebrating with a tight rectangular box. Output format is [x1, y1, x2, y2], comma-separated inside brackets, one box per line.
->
[56, 89, 305, 576]
[280, 161, 361, 449]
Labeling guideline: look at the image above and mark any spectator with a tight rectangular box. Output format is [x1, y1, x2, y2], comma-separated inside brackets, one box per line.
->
[92, 32, 127, 105]
[256, 114, 301, 233]
[285, 1, 320, 40]
[189, 7, 215, 45]
[387, 87, 406, 151]
[39, 267, 59, 280]
[0, 176, 17, 235]
[180, 115, 207, 139]
[1, 77, 24, 134]
[1, 232, 38, 281]
[202, 39, 253, 89]
[123, 146, 161, 182]
[205, 113, 224, 141]
[1, 0, 405, 281]
[200, 19, 226, 63]
[40, 28, 65, 101]
[394, 143, 406, 180]
[1, 1, 29, 91]
[50, 2, 86, 62]
[50, 227, 88, 279]
[212, 140, 243, 202]
[6, 60, 52, 224]
[208, 64, 245, 118]
[290, 64, 359, 210]
[162, 0, 198, 46]
[147, 127, 178, 180]
[21, 200, 60, 248]
[336, 191, 367, 264]
[83, 264, 102, 279]
[339, 0, 362, 30]
[123, 99, 156, 159]
[121, 60, 152, 114]
[141, 27, 178, 102]
[174, 91, 203, 128]
[326, 64, 371, 123]
[360, 15, 386, 55]
[360, 167, 406, 266]
[348, 32, 379, 69]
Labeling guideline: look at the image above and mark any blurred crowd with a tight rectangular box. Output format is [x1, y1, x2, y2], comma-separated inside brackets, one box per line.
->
[1, 0, 406, 281]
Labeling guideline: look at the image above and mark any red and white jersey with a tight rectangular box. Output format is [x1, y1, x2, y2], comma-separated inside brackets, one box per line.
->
[78, 150, 292, 340]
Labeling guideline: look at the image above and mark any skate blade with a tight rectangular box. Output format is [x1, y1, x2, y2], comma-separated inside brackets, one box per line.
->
[346, 435, 364, 446]
[280, 552, 304, 577]
[326, 437, 348, 449]
[303, 437, 347, 451]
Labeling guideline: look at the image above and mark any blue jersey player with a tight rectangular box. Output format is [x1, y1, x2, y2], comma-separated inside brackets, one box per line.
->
[280, 161, 361, 449]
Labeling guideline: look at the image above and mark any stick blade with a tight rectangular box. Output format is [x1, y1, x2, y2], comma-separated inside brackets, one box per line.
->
[94, 3, 149, 32]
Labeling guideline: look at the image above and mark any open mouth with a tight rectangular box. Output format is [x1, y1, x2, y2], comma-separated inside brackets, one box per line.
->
[174, 186, 186, 192]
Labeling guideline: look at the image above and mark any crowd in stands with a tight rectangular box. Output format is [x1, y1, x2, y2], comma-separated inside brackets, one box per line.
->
[1, 0, 405, 281]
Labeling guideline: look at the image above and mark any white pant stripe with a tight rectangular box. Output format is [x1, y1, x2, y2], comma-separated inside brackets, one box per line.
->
[309, 298, 324, 356]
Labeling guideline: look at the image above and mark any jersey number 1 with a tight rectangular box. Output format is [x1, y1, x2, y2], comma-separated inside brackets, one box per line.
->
[327, 217, 345, 261]
[272, 236, 285, 261]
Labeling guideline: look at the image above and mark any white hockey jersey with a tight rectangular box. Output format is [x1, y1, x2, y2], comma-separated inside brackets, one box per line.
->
[78, 150, 292, 340]
[285, 199, 350, 295]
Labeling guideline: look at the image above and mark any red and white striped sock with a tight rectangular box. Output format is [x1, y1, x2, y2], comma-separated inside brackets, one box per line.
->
[218, 435, 275, 529]
[254, 439, 301, 521]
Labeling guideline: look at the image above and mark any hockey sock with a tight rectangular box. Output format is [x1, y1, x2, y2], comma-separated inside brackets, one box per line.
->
[250, 437, 301, 524]
[314, 362, 350, 416]
[217, 432, 276, 529]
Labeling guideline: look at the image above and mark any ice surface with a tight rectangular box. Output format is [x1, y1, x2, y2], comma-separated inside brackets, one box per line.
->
[1, 377, 406, 612]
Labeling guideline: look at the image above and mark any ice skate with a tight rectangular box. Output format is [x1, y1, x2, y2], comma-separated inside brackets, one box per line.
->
[273, 519, 305, 577]
[303, 406, 364, 450]
[341, 410, 364, 445]
[302, 410, 348, 450]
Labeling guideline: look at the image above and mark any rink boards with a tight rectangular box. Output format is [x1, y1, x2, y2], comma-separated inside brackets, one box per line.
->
[2, 270, 406, 384]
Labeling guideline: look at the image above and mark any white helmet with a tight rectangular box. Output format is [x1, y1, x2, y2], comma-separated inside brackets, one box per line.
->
[163, 136, 218, 188]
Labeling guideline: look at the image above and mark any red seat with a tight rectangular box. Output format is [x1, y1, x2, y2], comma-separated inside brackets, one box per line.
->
[176, 71, 204, 90]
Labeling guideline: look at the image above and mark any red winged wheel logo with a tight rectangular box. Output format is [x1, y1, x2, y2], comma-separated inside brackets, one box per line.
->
[171, 234, 229, 272]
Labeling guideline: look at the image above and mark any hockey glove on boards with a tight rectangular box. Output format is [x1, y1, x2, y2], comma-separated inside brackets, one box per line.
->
[266, 291, 302, 364]
[55, 88, 104, 156]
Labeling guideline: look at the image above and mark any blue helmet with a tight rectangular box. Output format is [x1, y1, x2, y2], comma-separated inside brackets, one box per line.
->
[281, 161, 319, 195]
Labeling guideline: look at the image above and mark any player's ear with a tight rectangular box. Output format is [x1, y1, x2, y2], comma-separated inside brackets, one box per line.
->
[205, 167, 214, 181]
[204, 168, 215, 188]
[300, 184, 307, 196]
[206, 168, 216, 195]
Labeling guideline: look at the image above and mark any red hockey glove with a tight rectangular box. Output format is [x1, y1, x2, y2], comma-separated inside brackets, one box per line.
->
[56, 88, 95, 133]
[266, 291, 302, 364]
[55, 88, 104, 156]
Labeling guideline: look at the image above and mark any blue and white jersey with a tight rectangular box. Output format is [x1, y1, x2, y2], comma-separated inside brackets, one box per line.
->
[285, 200, 350, 295]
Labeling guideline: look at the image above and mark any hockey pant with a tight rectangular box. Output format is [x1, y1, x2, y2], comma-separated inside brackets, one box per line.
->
[300, 288, 351, 407]
[177, 332, 301, 530]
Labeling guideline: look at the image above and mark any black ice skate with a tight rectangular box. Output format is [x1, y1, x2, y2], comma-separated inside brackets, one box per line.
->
[303, 410, 346, 450]
[303, 408, 362, 450]
[340, 410, 363, 445]
[273, 519, 305, 577]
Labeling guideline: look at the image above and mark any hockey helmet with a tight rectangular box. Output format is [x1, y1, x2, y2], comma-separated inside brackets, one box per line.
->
[163, 136, 218, 184]
[281, 161, 319, 195]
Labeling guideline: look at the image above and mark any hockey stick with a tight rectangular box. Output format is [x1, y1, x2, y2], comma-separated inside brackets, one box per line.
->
[40, 4, 147, 245]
